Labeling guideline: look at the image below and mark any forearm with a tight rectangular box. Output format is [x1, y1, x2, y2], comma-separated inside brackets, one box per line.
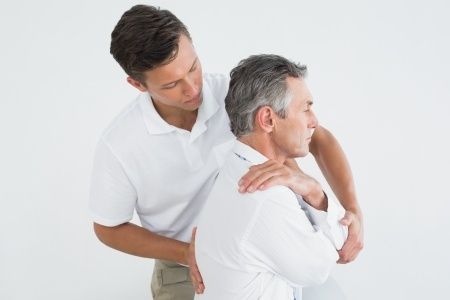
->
[93, 222, 189, 264]
[310, 126, 361, 215]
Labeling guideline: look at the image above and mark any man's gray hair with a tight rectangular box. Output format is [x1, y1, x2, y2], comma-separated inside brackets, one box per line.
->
[225, 54, 307, 138]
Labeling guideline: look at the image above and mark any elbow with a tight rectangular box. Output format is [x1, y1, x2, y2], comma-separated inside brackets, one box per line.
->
[93, 222, 121, 246]
[93, 222, 108, 244]
[293, 248, 338, 287]
[314, 248, 339, 285]
[301, 260, 335, 287]
[312, 261, 335, 286]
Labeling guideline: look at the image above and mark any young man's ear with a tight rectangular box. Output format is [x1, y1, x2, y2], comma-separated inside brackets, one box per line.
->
[255, 106, 275, 133]
[127, 76, 147, 92]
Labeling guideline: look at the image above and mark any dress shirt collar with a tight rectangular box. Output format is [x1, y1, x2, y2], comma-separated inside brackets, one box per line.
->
[232, 140, 270, 165]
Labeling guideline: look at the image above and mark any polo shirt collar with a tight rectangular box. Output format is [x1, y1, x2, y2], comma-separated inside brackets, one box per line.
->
[232, 140, 269, 165]
[139, 93, 174, 135]
[139, 76, 219, 137]
[189, 79, 219, 142]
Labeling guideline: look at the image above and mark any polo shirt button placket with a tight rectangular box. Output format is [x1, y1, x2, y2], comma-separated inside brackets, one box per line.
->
[178, 131, 204, 171]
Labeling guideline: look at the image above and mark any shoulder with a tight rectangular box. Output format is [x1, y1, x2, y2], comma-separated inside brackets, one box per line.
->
[257, 185, 300, 211]
[99, 94, 146, 149]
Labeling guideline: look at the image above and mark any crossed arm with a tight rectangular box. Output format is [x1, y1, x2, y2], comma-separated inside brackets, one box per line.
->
[93, 125, 363, 294]
[238, 125, 364, 264]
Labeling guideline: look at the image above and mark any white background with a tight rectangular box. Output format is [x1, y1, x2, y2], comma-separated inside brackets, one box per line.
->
[1, 1, 449, 299]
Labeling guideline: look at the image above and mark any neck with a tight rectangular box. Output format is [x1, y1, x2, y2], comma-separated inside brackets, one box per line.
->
[151, 98, 198, 131]
[239, 133, 287, 164]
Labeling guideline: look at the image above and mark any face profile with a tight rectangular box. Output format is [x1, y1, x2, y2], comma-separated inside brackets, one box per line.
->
[269, 76, 318, 159]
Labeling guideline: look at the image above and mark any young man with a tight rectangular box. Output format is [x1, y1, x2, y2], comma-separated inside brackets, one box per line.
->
[89, 4, 363, 299]
[195, 54, 347, 300]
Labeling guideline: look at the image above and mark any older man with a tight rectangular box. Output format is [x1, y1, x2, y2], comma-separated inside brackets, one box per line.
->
[195, 54, 348, 300]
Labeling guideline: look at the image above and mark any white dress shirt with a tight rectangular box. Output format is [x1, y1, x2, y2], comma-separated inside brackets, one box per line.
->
[195, 141, 348, 300]
[89, 73, 235, 242]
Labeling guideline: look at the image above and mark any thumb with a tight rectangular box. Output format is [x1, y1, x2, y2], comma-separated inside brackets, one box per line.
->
[191, 227, 197, 243]
[340, 211, 353, 226]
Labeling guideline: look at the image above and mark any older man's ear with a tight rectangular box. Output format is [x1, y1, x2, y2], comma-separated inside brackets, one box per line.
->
[254, 106, 276, 133]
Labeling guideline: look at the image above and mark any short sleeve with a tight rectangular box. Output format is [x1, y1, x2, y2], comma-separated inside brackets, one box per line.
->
[89, 138, 137, 226]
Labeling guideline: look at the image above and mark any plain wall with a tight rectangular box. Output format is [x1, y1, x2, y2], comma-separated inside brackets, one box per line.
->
[1, 0, 449, 299]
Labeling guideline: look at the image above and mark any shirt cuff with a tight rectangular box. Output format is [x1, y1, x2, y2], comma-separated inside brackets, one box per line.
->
[296, 192, 348, 250]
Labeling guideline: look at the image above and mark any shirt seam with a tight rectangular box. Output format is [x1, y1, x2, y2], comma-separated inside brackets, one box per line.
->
[102, 98, 141, 138]
[99, 137, 139, 195]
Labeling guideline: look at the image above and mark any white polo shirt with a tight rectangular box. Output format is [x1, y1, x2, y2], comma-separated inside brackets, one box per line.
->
[89, 73, 235, 243]
[195, 141, 348, 300]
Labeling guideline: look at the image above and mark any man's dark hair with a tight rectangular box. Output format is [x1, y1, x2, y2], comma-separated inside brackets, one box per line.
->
[110, 5, 191, 83]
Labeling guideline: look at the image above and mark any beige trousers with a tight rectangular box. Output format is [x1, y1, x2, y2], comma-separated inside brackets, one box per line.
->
[150, 259, 346, 300]
[151, 259, 194, 300]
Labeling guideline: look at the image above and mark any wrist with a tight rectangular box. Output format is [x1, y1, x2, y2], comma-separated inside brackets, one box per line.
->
[346, 206, 363, 219]
[179, 242, 190, 266]
[304, 184, 327, 211]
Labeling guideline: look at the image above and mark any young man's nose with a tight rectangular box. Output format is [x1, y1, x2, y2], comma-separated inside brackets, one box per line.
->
[183, 77, 199, 98]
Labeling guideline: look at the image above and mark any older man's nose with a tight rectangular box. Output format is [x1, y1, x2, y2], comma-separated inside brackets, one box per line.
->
[309, 111, 319, 128]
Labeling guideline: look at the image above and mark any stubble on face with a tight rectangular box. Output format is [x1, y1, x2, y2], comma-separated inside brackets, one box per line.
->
[272, 78, 316, 159]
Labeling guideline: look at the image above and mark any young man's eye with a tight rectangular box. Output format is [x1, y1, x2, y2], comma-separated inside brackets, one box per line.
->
[163, 82, 177, 89]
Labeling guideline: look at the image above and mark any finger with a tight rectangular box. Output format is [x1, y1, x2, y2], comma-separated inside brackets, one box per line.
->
[337, 234, 356, 263]
[191, 267, 205, 294]
[338, 230, 364, 264]
[191, 227, 197, 245]
[345, 236, 364, 262]
[239, 161, 278, 189]
[255, 176, 285, 191]
[246, 168, 285, 192]
[337, 256, 348, 264]
[190, 273, 200, 292]
[241, 161, 276, 184]
[346, 247, 361, 262]
[191, 265, 203, 282]
[196, 282, 205, 294]
[340, 244, 361, 263]
[337, 243, 355, 264]
[337, 247, 353, 264]
[190, 260, 204, 283]
[337, 216, 364, 264]
[191, 270, 204, 294]
[239, 162, 281, 192]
